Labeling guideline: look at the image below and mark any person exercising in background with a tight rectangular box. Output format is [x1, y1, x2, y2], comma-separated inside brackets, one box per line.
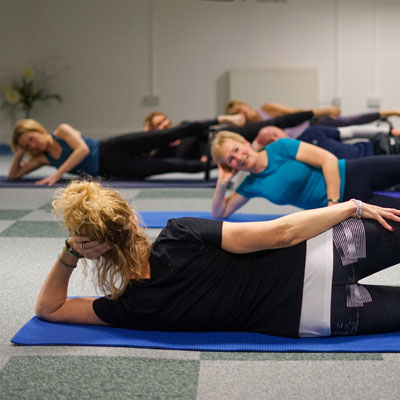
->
[256, 123, 400, 159]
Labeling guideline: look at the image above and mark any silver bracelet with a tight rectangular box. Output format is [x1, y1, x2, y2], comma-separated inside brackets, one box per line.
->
[350, 199, 363, 218]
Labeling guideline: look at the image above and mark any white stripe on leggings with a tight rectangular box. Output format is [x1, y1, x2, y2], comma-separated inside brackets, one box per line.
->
[299, 229, 333, 337]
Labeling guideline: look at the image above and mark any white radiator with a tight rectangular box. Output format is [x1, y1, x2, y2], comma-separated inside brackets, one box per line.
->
[228, 68, 319, 109]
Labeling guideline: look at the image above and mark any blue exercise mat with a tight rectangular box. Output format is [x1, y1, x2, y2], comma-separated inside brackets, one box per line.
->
[375, 191, 400, 199]
[11, 316, 400, 352]
[0, 176, 217, 188]
[139, 211, 283, 228]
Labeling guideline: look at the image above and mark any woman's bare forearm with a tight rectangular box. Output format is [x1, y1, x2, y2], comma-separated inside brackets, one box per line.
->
[222, 201, 357, 253]
[8, 150, 25, 178]
[57, 147, 90, 177]
[212, 179, 230, 218]
[35, 251, 78, 318]
[223, 200, 400, 254]
[322, 157, 341, 205]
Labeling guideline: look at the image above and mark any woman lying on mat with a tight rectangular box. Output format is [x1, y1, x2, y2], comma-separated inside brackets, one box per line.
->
[143, 111, 210, 162]
[256, 124, 400, 159]
[35, 180, 400, 338]
[142, 107, 344, 163]
[211, 131, 400, 219]
[226, 99, 400, 140]
[8, 116, 243, 186]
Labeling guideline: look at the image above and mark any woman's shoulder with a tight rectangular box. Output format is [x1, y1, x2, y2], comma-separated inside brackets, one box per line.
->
[153, 217, 223, 249]
[54, 123, 82, 139]
[269, 138, 300, 151]
[54, 123, 71, 135]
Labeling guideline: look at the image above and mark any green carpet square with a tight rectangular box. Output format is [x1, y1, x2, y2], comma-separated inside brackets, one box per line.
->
[0, 356, 199, 400]
[0, 221, 67, 237]
[0, 210, 32, 220]
[39, 202, 53, 211]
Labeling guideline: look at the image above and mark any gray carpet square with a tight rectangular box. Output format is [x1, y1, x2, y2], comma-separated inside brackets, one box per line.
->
[197, 359, 400, 400]
[136, 189, 214, 199]
[200, 352, 384, 361]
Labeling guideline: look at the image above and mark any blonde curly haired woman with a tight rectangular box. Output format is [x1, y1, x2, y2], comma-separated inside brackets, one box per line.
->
[36, 180, 400, 337]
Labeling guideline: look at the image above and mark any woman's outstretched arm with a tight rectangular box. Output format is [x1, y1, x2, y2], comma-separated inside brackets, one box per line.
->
[222, 201, 400, 254]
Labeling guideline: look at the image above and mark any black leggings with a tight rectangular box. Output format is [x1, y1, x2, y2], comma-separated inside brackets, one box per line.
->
[331, 219, 400, 335]
[98, 122, 211, 179]
[311, 112, 380, 127]
[343, 155, 400, 208]
[98, 112, 320, 179]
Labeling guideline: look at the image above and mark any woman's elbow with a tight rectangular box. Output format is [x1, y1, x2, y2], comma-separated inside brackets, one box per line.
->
[326, 153, 338, 164]
[35, 301, 56, 322]
[80, 145, 90, 157]
[212, 207, 233, 219]
[211, 210, 221, 219]
[7, 171, 18, 179]
[35, 305, 50, 321]
[212, 208, 227, 219]
[7, 167, 23, 180]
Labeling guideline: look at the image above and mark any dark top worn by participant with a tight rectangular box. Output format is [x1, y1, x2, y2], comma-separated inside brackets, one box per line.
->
[93, 217, 306, 338]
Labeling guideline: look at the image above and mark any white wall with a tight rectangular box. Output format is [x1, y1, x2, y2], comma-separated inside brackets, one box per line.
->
[0, 0, 399, 143]
[0, 1, 29, 138]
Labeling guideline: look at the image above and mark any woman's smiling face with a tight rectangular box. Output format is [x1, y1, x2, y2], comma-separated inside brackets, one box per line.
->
[220, 139, 258, 172]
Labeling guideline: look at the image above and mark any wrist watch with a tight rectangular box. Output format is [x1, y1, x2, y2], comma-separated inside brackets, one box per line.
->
[327, 197, 339, 203]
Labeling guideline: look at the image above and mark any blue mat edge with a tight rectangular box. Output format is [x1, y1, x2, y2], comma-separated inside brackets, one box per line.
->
[11, 316, 400, 352]
[0, 176, 217, 188]
[139, 211, 284, 228]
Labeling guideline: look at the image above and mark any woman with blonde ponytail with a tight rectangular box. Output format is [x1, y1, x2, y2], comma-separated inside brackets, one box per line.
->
[36, 180, 400, 338]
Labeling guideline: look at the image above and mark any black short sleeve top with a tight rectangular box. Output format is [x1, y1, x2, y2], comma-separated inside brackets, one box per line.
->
[93, 217, 306, 337]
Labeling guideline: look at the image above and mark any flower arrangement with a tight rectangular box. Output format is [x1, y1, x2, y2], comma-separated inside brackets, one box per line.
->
[2, 66, 62, 118]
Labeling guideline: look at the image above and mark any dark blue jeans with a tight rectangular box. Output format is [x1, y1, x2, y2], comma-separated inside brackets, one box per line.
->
[331, 220, 400, 335]
[343, 155, 400, 209]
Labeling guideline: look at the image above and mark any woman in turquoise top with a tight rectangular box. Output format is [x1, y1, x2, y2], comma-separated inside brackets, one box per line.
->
[210, 131, 400, 218]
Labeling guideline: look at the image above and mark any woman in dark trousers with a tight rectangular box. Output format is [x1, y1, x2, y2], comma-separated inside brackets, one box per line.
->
[8, 116, 241, 185]
[255, 124, 400, 159]
[8, 112, 321, 185]
[36, 180, 400, 338]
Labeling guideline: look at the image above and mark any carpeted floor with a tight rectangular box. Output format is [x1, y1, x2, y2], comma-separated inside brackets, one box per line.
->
[1, 155, 400, 399]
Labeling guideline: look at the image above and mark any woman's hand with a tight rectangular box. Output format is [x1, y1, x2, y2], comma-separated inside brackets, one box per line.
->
[217, 163, 237, 185]
[212, 164, 249, 219]
[14, 147, 26, 157]
[359, 202, 400, 231]
[35, 170, 63, 186]
[68, 236, 112, 260]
